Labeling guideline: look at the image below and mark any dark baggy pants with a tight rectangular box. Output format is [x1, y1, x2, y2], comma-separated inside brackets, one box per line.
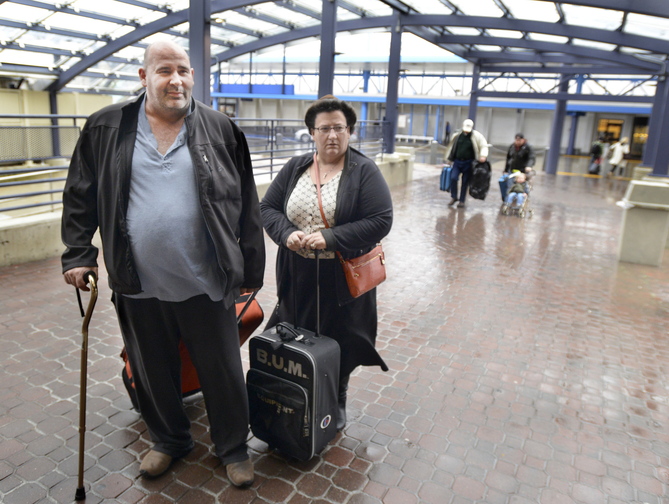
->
[450, 159, 473, 203]
[113, 293, 250, 465]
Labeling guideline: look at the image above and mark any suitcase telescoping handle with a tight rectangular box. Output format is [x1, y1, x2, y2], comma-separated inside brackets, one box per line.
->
[289, 247, 322, 338]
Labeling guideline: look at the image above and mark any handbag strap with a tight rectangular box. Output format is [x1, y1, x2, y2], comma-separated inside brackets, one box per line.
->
[313, 154, 346, 265]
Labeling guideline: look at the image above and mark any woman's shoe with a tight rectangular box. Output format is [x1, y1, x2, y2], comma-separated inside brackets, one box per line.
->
[336, 375, 350, 431]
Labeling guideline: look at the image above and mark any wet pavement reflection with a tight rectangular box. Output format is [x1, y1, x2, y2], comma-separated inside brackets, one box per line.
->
[1, 160, 668, 503]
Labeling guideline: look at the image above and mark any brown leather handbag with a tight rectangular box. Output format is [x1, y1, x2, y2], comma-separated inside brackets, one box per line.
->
[336, 244, 386, 298]
[314, 153, 387, 298]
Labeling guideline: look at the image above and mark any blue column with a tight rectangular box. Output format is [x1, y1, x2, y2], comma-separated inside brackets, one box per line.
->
[360, 70, 370, 139]
[423, 105, 430, 137]
[435, 105, 442, 142]
[49, 90, 60, 157]
[566, 112, 584, 155]
[643, 76, 667, 168]
[383, 12, 401, 154]
[467, 64, 480, 123]
[545, 76, 570, 175]
[318, 0, 337, 98]
[651, 76, 669, 176]
[565, 75, 586, 155]
[189, 0, 211, 105]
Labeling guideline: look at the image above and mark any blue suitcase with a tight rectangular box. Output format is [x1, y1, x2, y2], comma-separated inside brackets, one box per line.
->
[440, 165, 452, 191]
[499, 174, 511, 202]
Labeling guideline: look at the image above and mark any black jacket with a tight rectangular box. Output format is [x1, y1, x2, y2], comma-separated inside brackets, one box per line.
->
[505, 143, 536, 173]
[61, 94, 265, 306]
[260, 148, 393, 305]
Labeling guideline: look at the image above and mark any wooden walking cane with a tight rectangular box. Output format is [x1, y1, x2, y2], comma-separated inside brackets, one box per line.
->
[75, 271, 98, 501]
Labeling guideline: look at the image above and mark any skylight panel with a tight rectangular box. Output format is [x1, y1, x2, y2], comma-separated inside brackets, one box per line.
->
[261, 2, 313, 29]
[502, 0, 559, 23]
[73, 0, 150, 20]
[0, 3, 49, 24]
[571, 39, 617, 53]
[216, 10, 277, 36]
[487, 29, 524, 39]
[625, 13, 669, 40]
[43, 12, 121, 36]
[401, 0, 452, 13]
[526, 33, 569, 45]
[0, 48, 56, 68]
[450, 0, 503, 17]
[448, 27, 483, 37]
[561, 4, 623, 31]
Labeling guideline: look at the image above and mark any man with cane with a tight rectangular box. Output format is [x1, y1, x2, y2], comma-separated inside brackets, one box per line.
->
[61, 40, 265, 488]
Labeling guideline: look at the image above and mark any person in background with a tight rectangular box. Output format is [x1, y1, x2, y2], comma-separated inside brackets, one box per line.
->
[60, 40, 265, 487]
[505, 133, 536, 177]
[443, 121, 451, 145]
[260, 95, 393, 432]
[446, 118, 489, 208]
[607, 137, 630, 177]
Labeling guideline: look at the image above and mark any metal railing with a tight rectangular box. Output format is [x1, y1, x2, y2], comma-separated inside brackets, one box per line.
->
[0, 115, 387, 217]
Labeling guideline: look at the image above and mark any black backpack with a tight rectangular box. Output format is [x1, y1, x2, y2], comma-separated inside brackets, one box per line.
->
[469, 161, 492, 200]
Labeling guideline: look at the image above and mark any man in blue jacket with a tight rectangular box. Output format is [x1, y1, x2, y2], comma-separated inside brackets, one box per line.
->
[61, 40, 265, 487]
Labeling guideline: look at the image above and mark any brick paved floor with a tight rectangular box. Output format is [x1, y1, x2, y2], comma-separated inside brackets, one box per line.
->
[1, 160, 668, 503]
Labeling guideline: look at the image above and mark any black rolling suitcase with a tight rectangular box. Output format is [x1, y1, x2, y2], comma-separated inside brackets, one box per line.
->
[246, 252, 340, 461]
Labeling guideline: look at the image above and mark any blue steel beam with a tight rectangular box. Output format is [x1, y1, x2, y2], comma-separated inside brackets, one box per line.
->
[318, 0, 337, 98]
[477, 91, 653, 103]
[190, 0, 211, 105]
[384, 12, 401, 154]
[214, 17, 394, 61]
[438, 35, 661, 71]
[534, 0, 669, 19]
[47, 0, 269, 91]
[480, 65, 656, 75]
[468, 52, 659, 73]
[45, 2, 669, 92]
[423, 16, 669, 55]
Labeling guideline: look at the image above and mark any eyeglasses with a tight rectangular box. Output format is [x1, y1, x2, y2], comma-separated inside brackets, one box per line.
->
[313, 125, 348, 135]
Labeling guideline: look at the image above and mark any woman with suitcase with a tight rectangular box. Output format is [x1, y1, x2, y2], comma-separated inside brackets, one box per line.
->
[260, 95, 393, 431]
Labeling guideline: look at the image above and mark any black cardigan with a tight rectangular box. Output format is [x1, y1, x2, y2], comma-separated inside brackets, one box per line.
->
[260, 147, 393, 305]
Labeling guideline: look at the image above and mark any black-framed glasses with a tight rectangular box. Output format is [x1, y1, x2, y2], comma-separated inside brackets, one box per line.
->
[313, 125, 348, 135]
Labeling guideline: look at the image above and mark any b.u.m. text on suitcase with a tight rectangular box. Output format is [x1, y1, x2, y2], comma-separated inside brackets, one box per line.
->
[247, 250, 340, 461]
[247, 323, 340, 461]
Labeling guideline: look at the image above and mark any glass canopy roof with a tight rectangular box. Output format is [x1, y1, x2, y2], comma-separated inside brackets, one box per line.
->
[0, 0, 668, 97]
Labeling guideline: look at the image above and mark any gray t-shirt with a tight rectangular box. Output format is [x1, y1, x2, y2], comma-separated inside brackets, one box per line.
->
[125, 101, 223, 302]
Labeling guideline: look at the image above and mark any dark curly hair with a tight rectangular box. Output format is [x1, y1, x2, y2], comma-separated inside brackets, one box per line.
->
[304, 95, 357, 134]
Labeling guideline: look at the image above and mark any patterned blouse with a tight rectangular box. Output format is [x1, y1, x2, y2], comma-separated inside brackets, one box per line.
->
[286, 168, 341, 259]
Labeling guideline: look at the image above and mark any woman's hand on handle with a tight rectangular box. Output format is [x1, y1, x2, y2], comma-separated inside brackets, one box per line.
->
[302, 231, 326, 250]
[286, 231, 306, 251]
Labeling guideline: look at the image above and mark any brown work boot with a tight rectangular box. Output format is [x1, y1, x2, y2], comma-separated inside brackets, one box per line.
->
[226, 459, 254, 488]
[139, 450, 173, 478]
[448, 197, 457, 206]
